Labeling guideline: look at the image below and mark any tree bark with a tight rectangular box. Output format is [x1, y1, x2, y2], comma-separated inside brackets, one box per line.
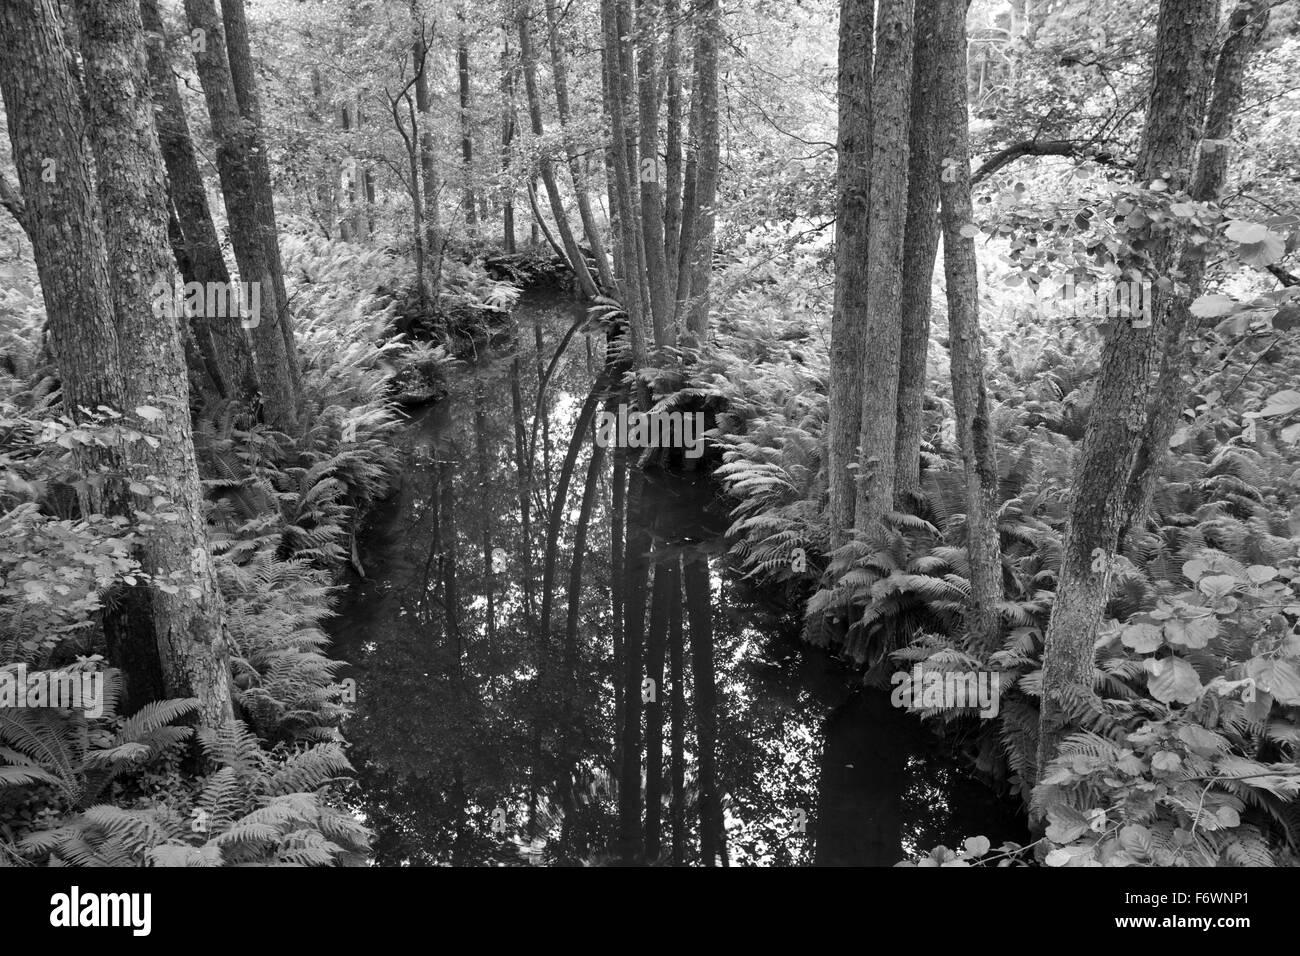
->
[681, 0, 720, 339]
[184, 0, 298, 429]
[1118, 0, 1270, 543]
[852, 0, 915, 534]
[936, 0, 1004, 653]
[219, 0, 299, 388]
[140, 0, 257, 405]
[457, 24, 478, 231]
[643, 538, 671, 860]
[894, 0, 942, 500]
[544, 0, 614, 289]
[73, 0, 235, 728]
[826, 0, 873, 547]
[519, 3, 599, 297]
[1037, 0, 1220, 774]
[667, 555, 686, 864]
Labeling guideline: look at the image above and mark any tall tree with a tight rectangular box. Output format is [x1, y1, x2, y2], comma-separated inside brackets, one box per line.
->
[825, 0, 873, 547]
[935, 0, 1003, 652]
[684, 550, 724, 864]
[894, 0, 942, 500]
[457, 16, 478, 231]
[678, 0, 721, 340]
[1037, 0, 1222, 772]
[220, 0, 300, 384]
[852, 0, 915, 534]
[139, 0, 257, 405]
[184, 0, 299, 429]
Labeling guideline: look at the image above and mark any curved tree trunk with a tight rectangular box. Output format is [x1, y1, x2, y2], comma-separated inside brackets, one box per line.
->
[1037, 0, 1221, 774]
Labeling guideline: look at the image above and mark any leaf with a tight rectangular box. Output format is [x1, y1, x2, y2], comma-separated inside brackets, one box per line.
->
[1119, 824, 1151, 856]
[1164, 613, 1216, 649]
[1216, 807, 1240, 828]
[1265, 660, 1300, 706]
[1121, 622, 1164, 653]
[1045, 849, 1072, 867]
[1245, 565, 1277, 584]
[963, 836, 990, 858]
[959, 223, 980, 239]
[134, 405, 165, 422]
[1152, 750, 1182, 772]
[1045, 803, 1090, 844]
[1198, 575, 1237, 600]
[1145, 656, 1203, 705]
[1260, 389, 1300, 418]
[1177, 724, 1221, 758]
[1282, 423, 1300, 444]
[1189, 294, 1236, 319]
[1224, 220, 1270, 244]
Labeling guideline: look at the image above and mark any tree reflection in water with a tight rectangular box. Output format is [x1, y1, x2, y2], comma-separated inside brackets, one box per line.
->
[331, 291, 1026, 866]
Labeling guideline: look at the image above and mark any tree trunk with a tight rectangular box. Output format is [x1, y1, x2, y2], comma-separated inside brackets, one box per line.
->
[1037, 0, 1220, 774]
[518, 3, 599, 297]
[219, 0, 299, 389]
[935, 0, 1004, 653]
[140, 0, 257, 405]
[826, 0, 874, 546]
[184, 0, 298, 429]
[662, 0, 684, 328]
[412, 4, 444, 290]
[852, 0, 915, 534]
[458, 25, 478, 231]
[636, 0, 670, 344]
[894, 0, 942, 501]
[1118, 0, 1270, 543]
[681, 0, 720, 339]
[544, 0, 614, 289]
[73, 0, 235, 728]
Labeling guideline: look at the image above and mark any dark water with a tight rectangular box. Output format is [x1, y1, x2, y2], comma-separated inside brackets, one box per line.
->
[330, 290, 1027, 866]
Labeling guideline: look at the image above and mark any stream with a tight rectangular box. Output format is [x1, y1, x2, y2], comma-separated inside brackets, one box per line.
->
[330, 289, 1028, 866]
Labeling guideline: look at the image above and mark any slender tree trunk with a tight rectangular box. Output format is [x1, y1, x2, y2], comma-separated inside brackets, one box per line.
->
[140, 0, 257, 405]
[637, 0, 670, 344]
[500, 28, 517, 253]
[458, 24, 478, 231]
[935, 0, 1004, 653]
[600, 0, 651, 368]
[894, 0, 942, 501]
[662, 0, 684, 327]
[544, 0, 614, 289]
[518, 4, 599, 297]
[826, 0, 874, 546]
[219, 0, 299, 390]
[1118, 0, 1270, 543]
[1037, 0, 1220, 774]
[74, 0, 235, 727]
[682, 0, 720, 339]
[412, 4, 444, 290]
[184, 0, 298, 429]
[852, 0, 915, 534]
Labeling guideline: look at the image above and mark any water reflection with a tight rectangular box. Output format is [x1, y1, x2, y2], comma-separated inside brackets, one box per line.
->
[331, 291, 1027, 865]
